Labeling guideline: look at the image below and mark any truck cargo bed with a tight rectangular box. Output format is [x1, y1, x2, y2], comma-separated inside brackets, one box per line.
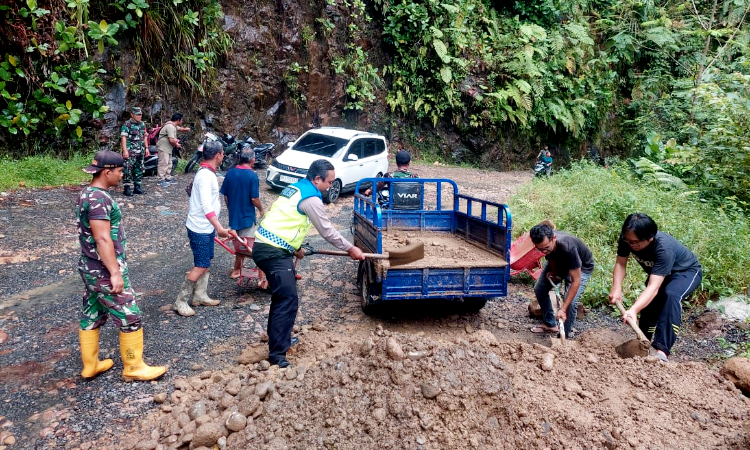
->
[382, 230, 508, 269]
[352, 178, 512, 313]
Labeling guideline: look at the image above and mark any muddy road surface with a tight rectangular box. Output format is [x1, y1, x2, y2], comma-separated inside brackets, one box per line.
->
[0, 163, 748, 449]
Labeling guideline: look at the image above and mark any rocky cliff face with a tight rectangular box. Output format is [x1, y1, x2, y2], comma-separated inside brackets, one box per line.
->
[101, 0, 383, 149]
[98, 0, 537, 168]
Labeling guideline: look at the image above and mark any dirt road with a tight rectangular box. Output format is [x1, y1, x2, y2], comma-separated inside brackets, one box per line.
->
[0, 163, 747, 449]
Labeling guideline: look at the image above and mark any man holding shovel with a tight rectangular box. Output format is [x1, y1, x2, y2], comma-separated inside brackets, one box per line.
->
[609, 213, 702, 362]
[253, 159, 366, 368]
[529, 222, 594, 338]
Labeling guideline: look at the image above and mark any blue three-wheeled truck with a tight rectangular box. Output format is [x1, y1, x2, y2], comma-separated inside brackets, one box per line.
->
[352, 178, 512, 314]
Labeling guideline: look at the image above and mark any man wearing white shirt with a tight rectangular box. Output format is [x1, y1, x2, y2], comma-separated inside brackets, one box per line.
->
[174, 141, 231, 317]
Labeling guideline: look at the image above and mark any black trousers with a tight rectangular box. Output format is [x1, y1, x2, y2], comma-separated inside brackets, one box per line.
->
[640, 269, 702, 355]
[253, 254, 298, 363]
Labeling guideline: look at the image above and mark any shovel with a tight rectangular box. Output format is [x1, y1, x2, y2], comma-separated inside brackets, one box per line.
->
[302, 241, 424, 267]
[614, 299, 651, 358]
[548, 279, 566, 345]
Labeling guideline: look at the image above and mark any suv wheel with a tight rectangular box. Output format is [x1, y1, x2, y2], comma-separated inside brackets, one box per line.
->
[323, 179, 342, 204]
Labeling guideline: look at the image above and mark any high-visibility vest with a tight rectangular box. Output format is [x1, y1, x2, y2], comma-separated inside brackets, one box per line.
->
[254, 178, 322, 251]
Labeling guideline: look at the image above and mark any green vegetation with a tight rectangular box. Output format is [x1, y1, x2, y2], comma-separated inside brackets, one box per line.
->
[0, 152, 93, 190]
[1, 0, 230, 153]
[508, 163, 750, 307]
[381, 0, 608, 133]
[315, 0, 382, 112]
[0, 152, 189, 190]
[375, 0, 750, 214]
[717, 337, 750, 359]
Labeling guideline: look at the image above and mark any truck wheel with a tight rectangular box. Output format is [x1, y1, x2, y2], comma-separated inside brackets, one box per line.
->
[358, 261, 381, 315]
[462, 297, 487, 313]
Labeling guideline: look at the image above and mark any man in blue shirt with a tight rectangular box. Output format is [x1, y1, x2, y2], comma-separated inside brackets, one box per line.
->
[220, 145, 265, 278]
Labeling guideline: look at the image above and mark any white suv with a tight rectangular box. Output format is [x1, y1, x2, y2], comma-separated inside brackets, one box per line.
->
[266, 127, 389, 203]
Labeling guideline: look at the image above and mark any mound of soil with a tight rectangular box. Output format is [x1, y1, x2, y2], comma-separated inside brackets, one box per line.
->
[382, 230, 506, 268]
[115, 326, 750, 450]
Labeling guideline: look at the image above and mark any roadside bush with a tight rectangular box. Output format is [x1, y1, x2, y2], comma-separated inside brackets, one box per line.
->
[508, 163, 750, 309]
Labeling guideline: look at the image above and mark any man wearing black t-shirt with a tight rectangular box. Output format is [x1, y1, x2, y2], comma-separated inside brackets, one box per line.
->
[529, 222, 595, 337]
[609, 213, 702, 362]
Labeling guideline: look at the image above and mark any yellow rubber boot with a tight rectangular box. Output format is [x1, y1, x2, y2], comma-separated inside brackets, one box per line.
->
[119, 328, 167, 382]
[79, 329, 114, 379]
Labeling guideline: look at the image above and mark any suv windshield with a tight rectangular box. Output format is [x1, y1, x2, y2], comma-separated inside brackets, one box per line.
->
[292, 133, 350, 157]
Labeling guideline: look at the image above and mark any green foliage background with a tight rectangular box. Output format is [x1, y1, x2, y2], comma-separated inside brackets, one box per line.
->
[0, 0, 230, 153]
[1, 0, 750, 218]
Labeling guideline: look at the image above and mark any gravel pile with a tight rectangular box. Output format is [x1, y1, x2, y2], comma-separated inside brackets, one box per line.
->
[112, 326, 750, 450]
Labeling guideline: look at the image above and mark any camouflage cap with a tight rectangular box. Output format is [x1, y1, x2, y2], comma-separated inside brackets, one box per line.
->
[83, 150, 124, 174]
[130, 106, 142, 115]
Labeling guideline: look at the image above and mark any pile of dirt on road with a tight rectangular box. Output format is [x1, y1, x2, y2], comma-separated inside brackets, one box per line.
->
[107, 325, 750, 450]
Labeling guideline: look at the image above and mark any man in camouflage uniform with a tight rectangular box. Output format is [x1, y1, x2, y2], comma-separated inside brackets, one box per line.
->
[76, 150, 166, 381]
[120, 106, 149, 196]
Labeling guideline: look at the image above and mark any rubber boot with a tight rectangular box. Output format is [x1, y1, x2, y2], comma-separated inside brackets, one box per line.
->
[174, 276, 196, 316]
[133, 185, 144, 195]
[119, 328, 167, 382]
[78, 329, 114, 379]
[124, 185, 133, 196]
[191, 271, 220, 306]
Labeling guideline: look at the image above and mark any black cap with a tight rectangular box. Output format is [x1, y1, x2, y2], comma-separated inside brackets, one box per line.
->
[83, 150, 124, 174]
[395, 150, 411, 166]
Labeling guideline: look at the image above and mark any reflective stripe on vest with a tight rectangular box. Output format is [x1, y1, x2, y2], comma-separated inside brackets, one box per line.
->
[254, 178, 322, 251]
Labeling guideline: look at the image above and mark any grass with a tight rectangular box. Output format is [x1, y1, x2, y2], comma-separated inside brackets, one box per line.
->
[0, 153, 95, 191]
[0, 153, 190, 192]
[507, 162, 750, 309]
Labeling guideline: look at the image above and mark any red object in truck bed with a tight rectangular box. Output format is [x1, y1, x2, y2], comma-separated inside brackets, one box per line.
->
[509, 232, 545, 280]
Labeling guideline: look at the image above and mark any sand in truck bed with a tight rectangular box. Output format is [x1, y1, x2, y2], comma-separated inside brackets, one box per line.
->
[381, 229, 508, 269]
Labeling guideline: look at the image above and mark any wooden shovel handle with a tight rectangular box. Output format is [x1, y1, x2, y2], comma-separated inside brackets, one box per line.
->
[549, 289, 566, 345]
[615, 300, 651, 349]
[313, 249, 388, 259]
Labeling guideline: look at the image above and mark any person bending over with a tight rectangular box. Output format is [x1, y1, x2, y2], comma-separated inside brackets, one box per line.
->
[609, 213, 702, 362]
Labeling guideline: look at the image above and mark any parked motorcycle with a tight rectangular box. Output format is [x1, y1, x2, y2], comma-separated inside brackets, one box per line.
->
[185, 131, 239, 173]
[243, 136, 275, 169]
[144, 138, 182, 177]
[185, 131, 275, 173]
[533, 160, 552, 177]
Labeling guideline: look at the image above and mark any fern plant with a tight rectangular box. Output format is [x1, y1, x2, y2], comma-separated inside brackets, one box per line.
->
[382, 0, 614, 137]
[631, 157, 688, 191]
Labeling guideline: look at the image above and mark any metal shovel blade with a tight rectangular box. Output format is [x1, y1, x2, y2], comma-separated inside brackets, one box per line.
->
[386, 241, 425, 266]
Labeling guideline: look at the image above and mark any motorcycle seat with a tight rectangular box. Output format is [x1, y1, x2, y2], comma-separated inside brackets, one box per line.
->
[254, 143, 274, 151]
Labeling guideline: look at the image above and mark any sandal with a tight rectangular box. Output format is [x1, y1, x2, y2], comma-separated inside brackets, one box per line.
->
[229, 270, 241, 279]
[530, 324, 559, 334]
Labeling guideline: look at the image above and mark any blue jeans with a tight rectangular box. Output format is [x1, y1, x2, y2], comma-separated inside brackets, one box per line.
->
[534, 265, 592, 336]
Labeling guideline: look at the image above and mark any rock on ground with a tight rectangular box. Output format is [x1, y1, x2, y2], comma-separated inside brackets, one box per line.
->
[721, 357, 750, 394]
